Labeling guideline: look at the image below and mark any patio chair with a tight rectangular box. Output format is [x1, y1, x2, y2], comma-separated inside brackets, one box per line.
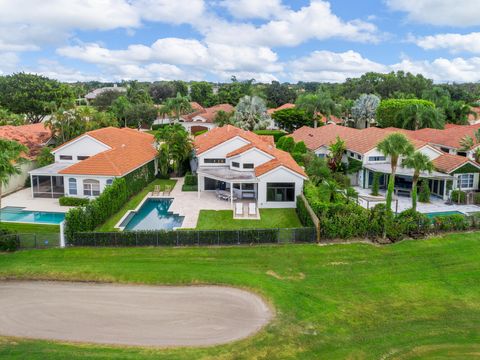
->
[163, 185, 172, 196]
[235, 202, 243, 216]
[248, 202, 256, 216]
[152, 185, 161, 196]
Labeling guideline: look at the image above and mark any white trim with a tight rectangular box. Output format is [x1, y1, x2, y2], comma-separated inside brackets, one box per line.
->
[447, 160, 480, 174]
[51, 134, 111, 154]
[196, 136, 251, 157]
[257, 165, 307, 181]
[418, 144, 445, 156]
[228, 147, 275, 160]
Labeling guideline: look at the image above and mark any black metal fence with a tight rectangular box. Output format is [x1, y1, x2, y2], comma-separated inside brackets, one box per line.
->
[69, 227, 317, 247]
[1, 233, 60, 250]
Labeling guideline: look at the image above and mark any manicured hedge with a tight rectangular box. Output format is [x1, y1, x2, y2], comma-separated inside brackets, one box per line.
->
[296, 196, 314, 227]
[451, 190, 466, 204]
[182, 184, 198, 192]
[184, 174, 198, 186]
[151, 124, 169, 131]
[65, 161, 155, 239]
[0, 233, 19, 252]
[376, 99, 435, 128]
[59, 197, 90, 207]
[253, 130, 287, 142]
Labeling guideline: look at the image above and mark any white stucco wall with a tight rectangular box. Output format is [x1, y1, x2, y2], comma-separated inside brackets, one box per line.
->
[418, 145, 442, 160]
[63, 175, 115, 198]
[257, 167, 305, 209]
[53, 136, 110, 163]
[228, 148, 273, 170]
[198, 137, 250, 166]
[2, 161, 36, 196]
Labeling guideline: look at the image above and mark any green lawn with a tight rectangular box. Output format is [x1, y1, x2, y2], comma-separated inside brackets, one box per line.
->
[0, 222, 59, 234]
[1, 233, 480, 359]
[95, 179, 177, 232]
[195, 208, 302, 230]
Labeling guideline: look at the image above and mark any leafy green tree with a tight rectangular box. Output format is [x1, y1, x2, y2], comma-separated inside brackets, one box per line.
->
[124, 103, 158, 129]
[126, 81, 152, 104]
[110, 96, 131, 127]
[395, 103, 445, 130]
[345, 187, 358, 204]
[155, 124, 192, 176]
[265, 81, 296, 108]
[157, 142, 170, 177]
[327, 137, 346, 172]
[272, 108, 312, 132]
[163, 93, 192, 122]
[190, 82, 214, 106]
[93, 90, 123, 111]
[371, 172, 380, 196]
[377, 133, 414, 212]
[281, 137, 295, 153]
[172, 80, 189, 96]
[0, 73, 74, 123]
[233, 95, 269, 130]
[217, 79, 253, 105]
[0, 107, 25, 126]
[304, 153, 332, 186]
[459, 129, 480, 161]
[213, 110, 235, 127]
[0, 139, 27, 214]
[296, 91, 339, 127]
[376, 99, 435, 128]
[402, 152, 434, 211]
[418, 180, 431, 203]
[320, 180, 340, 203]
[351, 94, 380, 128]
[149, 82, 176, 104]
[36, 147, 54, 167]
[293, 141, 308, 154]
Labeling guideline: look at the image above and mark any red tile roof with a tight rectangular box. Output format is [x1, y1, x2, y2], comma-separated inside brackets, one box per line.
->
[407, 123, 480, 149]
[58, 127, 157, 176]
[0, 123, 52, 159]
[184, 104, 234, 123]
[267, 103, 295, 115]
[432, 153, 480, 173]
[194, 125, 306, 177]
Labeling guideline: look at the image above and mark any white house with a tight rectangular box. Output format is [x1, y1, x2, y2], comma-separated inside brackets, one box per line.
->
[290, 124, 480, 201]
[29, 127, 157, 199]
[193, 125, 307, 209]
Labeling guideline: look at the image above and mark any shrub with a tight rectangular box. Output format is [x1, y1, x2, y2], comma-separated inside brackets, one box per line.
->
[59, 197, 90, 207]
[0, 231, 19, 252]
[371, 172, 380, 196]
[296, 196, 314, 227]
[376, 99, 435, 128]
[64, 161, 155, 239]
[474, 192, 480, 205]
[194, 129, 208, 136]
[395, 209, 431, 239]
[433, 214, 470, 232]
[292, 152, 306, 166]
[184, 173, 198, 186]
[293, 141, 308, 154]
[332, 173, 350, 189]
[253, 130, 287, 142]
[451, 190, 466, 204]
[151, 124, 169, 131]
[282, 137, 295, 153]
[418, 180, 431, 203]
[276, 136, 287, 150]
[182, 184, 198, 192]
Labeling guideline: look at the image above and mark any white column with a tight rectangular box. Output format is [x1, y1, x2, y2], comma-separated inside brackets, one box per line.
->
[59, 221, 66, 248]
[30, 174, 34, 198]
[230, 183, 234, 209]
[197, 175, 202, 199]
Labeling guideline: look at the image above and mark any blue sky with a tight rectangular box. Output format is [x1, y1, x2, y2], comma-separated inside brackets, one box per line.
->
[1, 0, 480, 83]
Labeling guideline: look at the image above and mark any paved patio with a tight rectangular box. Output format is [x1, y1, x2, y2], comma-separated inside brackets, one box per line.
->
[1, 188, 72, 213]
[355, 187, 480, 214]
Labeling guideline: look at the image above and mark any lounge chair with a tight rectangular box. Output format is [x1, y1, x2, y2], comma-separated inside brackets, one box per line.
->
[248, 203, 256, 216]
[163, 185, 172, 196]
[235, 203, 243, 216]
[152, 185, 161, 196]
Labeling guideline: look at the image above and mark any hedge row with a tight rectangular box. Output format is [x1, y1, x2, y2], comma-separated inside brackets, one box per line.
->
[64, 161, 155, 239]
[376, 99, 435, 128]
[253, 130, 287, 142]
[296, 196, 314, 227]
[59, 197, 90, 207]
[451, 190, 480, 205]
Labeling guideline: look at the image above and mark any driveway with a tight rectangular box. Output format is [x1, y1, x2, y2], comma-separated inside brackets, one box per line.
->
[0, 281, 272, 347]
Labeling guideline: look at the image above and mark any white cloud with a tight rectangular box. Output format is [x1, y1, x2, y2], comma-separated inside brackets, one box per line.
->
[134, 0, 205, 24]
[220, 0, 286, 19]
[413, 32, 480, 54]
[32, 60, 105, 82]
[289, 50, 387, 82]
[0, 52, 19, 75]
[202, 0, 379, 47]
[386, 0, 480, 27]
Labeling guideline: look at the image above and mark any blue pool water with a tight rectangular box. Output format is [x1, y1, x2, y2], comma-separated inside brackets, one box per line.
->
[425, 211, 464, 219]
[0, 207, 65, 224]
[122, 198, 184, 231]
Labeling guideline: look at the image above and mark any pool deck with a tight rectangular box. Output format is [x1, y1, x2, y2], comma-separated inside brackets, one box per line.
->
[355, 187, 480, 215]
[1, 188, 72, 213]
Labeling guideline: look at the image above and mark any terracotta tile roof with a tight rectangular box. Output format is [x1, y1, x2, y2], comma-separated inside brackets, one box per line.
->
[59, 127, 157, 176]
[184, 104, 234, 123]
[194, 125, 306, 178]
[407, 123, 480, 149]
[319, 114, 343, 124]
[0, 123, 52, 159]
[468, 106, 480, 123]
[432, 153, 480, 173]
[267, 103, 295, 115]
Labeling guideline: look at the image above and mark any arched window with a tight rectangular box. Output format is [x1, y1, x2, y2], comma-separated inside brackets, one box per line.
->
[83, 179, 100, 196]
[68, 178, 77, 195]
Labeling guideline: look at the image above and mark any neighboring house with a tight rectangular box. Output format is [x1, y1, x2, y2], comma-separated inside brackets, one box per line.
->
[153, 102, 205, 126]
[181, 104, 234, 134]
[84, 84, 126, 103]
[29, 127, 157, 199]
[193, 125, 307, 208]
[267, 103, 295, 116]
[290, 124, 480, 200]
[0, 123, 53, 195]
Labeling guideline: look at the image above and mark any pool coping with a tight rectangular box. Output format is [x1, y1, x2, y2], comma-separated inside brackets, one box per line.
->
[114, 193, 183, 231]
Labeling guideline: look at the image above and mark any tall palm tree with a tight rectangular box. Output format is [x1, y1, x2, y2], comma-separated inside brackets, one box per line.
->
[321, 180, 340, 203]
[402, 151, 434, 211]
[234, 95, 269, 130]
[459, 129, 480, 161]
[155, 124, 192, 176]
[0, 139, 27, 221]
[296, 91, 339, 127]
[377, 133, 414, 212]
[396, 104, 445, 130]
[163, 93, 192, 123]
[327, 136, 346, 172]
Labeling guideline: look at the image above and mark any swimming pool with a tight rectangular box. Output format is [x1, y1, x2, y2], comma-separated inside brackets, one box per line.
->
[0, 207, 65, 225]
[120, 198, 184, 231]
[425, 211, 465, 219]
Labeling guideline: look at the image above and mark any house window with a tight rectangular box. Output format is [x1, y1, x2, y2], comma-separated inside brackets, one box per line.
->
[458, 152, 467, 157]
[317, 153, 326, 158]
[243, 163, 254, 169]
[458, 173, 474, 188]
[77, 156, 90, 160]
[368, 156, 386, 162]
[440, 147, 450, 153]
[106, 179, 113, 186]
[68, 178, 77, 195]
[232, 162, 240, 168]
[60, 155, 73, 160]
[83, 179, 100, 196]
[356, 154, 362, 160]
[242, 183, 254, 190]
[266, 183, 295, 202]
[204, 158, 226, 164]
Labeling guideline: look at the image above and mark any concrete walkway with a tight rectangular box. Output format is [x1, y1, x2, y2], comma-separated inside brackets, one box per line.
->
[168, 177, 232, 228]
[0, 281, 272, 347]
[1, 188, 71, 213]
